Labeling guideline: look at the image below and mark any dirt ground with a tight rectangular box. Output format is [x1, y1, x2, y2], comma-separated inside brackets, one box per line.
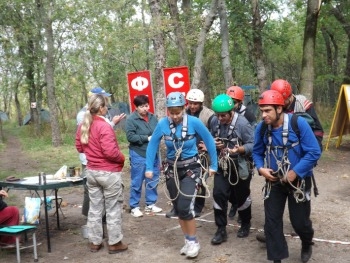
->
[1, 134, 350, 263]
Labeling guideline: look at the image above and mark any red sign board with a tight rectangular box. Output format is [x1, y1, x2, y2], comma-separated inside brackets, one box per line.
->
[163, 66, 190, 98]
[127, 70, 155, 113]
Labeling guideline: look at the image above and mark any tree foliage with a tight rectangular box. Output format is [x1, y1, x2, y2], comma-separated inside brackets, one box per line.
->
[0, 0, 350, 144]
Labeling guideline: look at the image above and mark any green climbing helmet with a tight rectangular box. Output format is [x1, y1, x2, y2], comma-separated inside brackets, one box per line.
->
[212, 94, 234, 113]
[166, 92, 186, 107]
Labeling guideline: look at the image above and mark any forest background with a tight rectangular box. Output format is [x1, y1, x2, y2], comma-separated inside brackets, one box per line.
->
[0, 0, 349, 146]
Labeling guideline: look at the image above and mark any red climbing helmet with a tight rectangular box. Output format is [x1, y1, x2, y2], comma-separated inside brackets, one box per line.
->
[258, 90, 285, 106]
[270, 79, 292, 99]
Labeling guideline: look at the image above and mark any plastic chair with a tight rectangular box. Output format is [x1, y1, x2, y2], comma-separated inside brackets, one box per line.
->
[0, 225, 38, 263]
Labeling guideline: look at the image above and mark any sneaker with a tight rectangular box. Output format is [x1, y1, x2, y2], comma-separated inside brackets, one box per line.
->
[186, 241, 200, 258]
[145, 204, 162, 213]
[131, 207, 143, 218]
[180, 239, 188, 255]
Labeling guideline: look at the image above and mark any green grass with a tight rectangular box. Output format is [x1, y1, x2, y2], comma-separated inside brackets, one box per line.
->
[0, 121, 129, 178]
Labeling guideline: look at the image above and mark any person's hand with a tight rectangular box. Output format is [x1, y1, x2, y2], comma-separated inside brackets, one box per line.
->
[214, 138, 224, 150]
[145, 171, 153, 179]
[283, 170, 297, 183]
[112, 113, 127, 125]
[228, 145, 239, 155]
[198, 141, 207, 152]
[258, 168, 279, 182]
[148, 136, 152, 141]
[0, 190, 8, 198]
[209, 169, 216, 177]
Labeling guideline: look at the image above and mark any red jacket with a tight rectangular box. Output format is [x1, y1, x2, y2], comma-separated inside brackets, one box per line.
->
[75, 116, 125, 172]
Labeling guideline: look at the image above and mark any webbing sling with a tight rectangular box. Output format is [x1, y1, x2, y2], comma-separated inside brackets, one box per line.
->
[164, 114, 194, 142]
[215, 112, 239, 144]
[266, 114, 299, 151]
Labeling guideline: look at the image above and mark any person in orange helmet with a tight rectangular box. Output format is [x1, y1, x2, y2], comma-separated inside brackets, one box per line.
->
[226, 86, 256, 220]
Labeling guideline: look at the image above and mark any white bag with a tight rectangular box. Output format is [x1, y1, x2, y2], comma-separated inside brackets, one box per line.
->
[23, 197, 41, 224]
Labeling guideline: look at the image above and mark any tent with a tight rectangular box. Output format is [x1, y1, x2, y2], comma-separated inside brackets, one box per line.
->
[0, 111, 9, 122]
[325, 84, 350, 150]
[23, 109, 51, 125]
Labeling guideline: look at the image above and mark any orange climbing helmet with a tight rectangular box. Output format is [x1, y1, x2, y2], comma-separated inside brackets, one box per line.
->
[226, 86, 245, 101]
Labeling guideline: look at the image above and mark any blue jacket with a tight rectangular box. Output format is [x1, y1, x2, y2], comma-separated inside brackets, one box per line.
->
[146, 114, 218, 172]
[253, 113, 321, 178]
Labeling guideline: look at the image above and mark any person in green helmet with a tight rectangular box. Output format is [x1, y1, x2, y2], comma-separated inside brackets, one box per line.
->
[202, 94, 254, 244]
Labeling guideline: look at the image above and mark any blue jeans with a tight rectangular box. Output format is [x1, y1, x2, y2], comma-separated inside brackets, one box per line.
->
[129, 149, 160, 209]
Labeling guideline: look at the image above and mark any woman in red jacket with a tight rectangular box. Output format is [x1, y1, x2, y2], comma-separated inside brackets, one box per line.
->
[0, 189, 20, 247]
[76, 94, 127, 254]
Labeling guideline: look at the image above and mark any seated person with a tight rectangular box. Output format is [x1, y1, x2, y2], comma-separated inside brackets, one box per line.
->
[0, 189, 20, 247]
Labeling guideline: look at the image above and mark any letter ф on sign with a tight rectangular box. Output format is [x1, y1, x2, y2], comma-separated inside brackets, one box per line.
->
[163, 66, 190, 98]
[127, 70, 155, 113]
[131, 76, 149, 91]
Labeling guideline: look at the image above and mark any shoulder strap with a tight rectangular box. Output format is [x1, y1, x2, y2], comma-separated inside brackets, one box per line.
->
[165, 114, 193, 141]
[291, 114, 300, 137]
[215, 112, 239, 140]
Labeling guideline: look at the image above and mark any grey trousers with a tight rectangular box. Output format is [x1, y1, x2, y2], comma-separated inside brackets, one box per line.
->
[86, 169, 124, 245]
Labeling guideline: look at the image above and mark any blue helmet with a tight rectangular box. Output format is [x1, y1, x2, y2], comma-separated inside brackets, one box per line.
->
[166, 92, 185, 107]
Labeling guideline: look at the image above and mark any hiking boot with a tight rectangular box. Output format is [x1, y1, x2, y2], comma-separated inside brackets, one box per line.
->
[194, 211, 201, 218]
[186, 241, 200, 258]
[228, 204, 237, 219]
[89, 243, 103, 252]
[211, 227, 227, 245]
[180, 239, 189, 255]
[108, 241, 128, 254]
[131, 207, 143, 218]
[256, 231, 266, 243]
[165, 207, 178, 218]
[237, 223, 251, 238]
[301, 245, 312, 263]
[145, 204, 162, 213]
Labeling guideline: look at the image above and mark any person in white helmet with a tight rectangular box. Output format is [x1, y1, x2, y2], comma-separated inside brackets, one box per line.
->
[165, 89, 216, 218]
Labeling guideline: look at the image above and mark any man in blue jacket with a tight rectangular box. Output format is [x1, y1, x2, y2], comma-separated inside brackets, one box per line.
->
[253, 90, 321, 263]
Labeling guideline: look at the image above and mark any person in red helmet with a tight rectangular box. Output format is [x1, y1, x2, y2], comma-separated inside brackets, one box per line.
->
[253, 90, 321, 263]
[270, 79, 323, 148]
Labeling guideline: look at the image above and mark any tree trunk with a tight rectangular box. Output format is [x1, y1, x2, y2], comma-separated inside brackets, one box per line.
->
[300, 0, 321, 100]
[191, 0, 218, 90]
[321, 26, 337, 105]
[329, 4, 350, 85]
[167, 0, 188, 66]
[251, 0, 268, 92]
[41, 0, 62, 146]
[148, 0, 166, 118]
[218, 0, 233, 88]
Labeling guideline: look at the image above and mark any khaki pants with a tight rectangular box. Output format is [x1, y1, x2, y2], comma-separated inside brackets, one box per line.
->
[86, 169, 124, 245]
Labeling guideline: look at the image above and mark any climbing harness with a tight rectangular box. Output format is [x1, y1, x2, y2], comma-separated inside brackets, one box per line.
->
[262, 115, 306, 203]
[214, 113, 241, 186]
[162, 115, 211, 201]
